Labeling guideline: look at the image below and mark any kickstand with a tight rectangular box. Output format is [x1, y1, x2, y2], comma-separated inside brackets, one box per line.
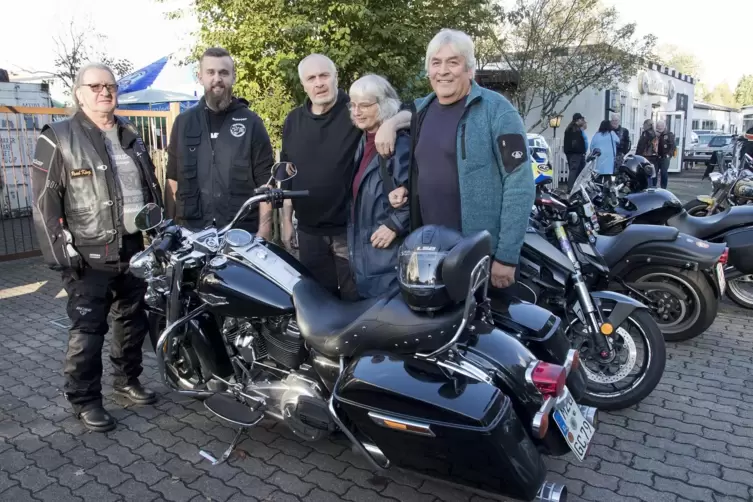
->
[199, 426, 246, 465]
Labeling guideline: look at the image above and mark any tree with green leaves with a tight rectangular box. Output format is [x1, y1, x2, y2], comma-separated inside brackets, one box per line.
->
[703, 82, 738, 108]
[735, 75, 753, 107]
[476, 0, 656, 132]
[656, 44, 704, 78]
[164, 0, 497, 147]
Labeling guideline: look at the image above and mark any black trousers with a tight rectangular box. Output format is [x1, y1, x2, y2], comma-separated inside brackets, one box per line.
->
[296, 229, 359, 301]
[61, 267, 149, 413]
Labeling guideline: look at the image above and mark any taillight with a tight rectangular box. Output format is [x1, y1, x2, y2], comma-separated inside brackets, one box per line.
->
[530, 362, 567, 397]
[719, 248, 729, 265]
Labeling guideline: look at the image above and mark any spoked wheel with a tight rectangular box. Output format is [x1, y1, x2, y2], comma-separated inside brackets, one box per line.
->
[626, 267, 718, 342]
[726, 275, 753, 310]
[569, 304, 665, 410]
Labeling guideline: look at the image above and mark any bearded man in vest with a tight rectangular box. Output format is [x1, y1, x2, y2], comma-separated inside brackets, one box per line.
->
[165, 47, 275, 237]
[31, 63, 164, 432]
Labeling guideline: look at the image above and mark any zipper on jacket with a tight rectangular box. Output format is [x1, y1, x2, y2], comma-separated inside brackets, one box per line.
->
[460, 123, 467, 160]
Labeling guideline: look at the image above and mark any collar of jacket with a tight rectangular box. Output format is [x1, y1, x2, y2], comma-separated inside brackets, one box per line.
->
[415, 79, 483, 114]
[73, 111, 140, 147]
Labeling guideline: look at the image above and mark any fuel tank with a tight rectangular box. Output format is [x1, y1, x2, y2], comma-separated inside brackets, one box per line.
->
[197, 255, 294, 318]
[616, 188, 683, 224]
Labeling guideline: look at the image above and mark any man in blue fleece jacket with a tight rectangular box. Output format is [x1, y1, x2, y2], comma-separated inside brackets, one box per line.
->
[391, 28, 535, 290]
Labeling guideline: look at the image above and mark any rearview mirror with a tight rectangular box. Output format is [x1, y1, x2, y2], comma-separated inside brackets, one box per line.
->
[272, 162, 297, 183]
[134, 203, 164, 231]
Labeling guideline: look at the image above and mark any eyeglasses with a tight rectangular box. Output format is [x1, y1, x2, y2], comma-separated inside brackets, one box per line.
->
[347, 101, 377, 112]
[83, 83, 119, 94]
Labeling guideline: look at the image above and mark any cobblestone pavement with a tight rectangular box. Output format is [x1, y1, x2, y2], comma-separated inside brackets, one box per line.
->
[2, 258, 753, 502]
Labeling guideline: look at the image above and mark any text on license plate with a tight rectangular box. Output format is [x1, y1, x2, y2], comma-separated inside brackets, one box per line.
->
[716, 262, 726, 294]
[552, 391, 595, 461]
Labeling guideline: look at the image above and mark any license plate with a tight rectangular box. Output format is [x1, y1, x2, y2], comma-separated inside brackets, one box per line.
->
[552, 391, 595, 461]
[716, 262, 726, 294]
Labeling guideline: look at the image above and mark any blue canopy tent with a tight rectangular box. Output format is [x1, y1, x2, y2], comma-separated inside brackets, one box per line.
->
[117, 55, 201, 112]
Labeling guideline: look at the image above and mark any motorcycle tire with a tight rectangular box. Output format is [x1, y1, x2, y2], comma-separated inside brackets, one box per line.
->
[577, 305, 666, 411]
[726, 277, 753, 310]
[626, 266, 718, 342]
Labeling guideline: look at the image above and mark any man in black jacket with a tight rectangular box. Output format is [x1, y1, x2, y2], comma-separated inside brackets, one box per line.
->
[610, 112, 632, 159]
[30, 63, 163, 432]
[564, 112, 587, 187]
[165, 47, 274, 237]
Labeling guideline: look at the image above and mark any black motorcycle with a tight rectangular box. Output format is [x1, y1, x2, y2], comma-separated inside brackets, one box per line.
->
[595, 155, 753, 311]
[510, 178, 666, 410]
[128, 163, 597, 502]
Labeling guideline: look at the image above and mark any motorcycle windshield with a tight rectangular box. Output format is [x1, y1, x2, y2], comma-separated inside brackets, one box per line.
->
[570, 159, 596, 198]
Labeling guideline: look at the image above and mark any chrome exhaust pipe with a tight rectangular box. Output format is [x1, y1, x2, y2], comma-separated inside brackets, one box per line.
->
[536, 482, 568, 502]
[579, 405, 598, 428]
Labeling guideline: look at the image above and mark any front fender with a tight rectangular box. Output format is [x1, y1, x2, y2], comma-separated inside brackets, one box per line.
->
[573, 290, 648, 330]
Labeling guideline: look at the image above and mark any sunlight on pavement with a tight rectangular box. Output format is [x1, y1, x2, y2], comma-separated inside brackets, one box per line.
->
[0, 280, 48, 299]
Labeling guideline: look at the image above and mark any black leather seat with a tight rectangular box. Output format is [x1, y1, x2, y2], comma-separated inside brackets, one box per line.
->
[292, 279, 464, 359]
[595, 224, 679, 268]
[667, 206, 753, 240]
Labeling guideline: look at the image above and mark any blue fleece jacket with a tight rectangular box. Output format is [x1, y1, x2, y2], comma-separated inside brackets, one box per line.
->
[410, 81, 535, 265]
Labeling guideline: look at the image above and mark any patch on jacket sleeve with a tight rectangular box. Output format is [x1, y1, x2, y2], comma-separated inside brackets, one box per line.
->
[71, 168, 93, 178]
[498, 134, 527, 173]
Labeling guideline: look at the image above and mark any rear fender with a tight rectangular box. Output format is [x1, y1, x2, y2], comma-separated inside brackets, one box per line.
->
[609, 235, 726, 277]
[573, 290, 649, 330]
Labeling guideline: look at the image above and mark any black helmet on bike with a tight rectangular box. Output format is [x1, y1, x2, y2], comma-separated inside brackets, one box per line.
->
[620, 155, 655, 190]
[398, 225, 464, 312]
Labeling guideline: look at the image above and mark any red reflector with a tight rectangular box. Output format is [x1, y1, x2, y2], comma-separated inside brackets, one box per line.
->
[531, 362, 567, 397]
[719, 248, 729, 265]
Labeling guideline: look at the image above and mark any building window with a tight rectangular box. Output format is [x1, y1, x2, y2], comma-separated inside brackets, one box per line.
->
[701, 120, 717, 130]
[692, 120, 699, 129]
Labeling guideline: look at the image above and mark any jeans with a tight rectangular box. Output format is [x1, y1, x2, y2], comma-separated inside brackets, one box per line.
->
[653, 157, 670, 189]
[567, 154, 586, 188]
[61, 267, 148, 413]
[297, 230, 359, 301]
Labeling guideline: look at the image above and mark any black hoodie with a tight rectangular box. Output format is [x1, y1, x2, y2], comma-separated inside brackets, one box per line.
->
[280, 90, 361, 235]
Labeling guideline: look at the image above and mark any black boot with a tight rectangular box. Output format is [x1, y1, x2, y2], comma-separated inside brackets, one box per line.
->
[113, 383, 157, 405]
[78, 407, 116, 432]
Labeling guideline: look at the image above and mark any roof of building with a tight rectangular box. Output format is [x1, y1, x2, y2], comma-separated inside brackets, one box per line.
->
[695, 101, 741, 113]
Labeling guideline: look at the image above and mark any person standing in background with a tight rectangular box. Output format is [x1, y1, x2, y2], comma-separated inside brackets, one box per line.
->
[611, 112, 632, 167]
[654, 120, 676, 189]
[564, 113, 587, 188]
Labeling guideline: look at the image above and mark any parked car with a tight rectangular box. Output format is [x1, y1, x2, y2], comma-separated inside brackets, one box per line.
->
[693, 133, 735, 160]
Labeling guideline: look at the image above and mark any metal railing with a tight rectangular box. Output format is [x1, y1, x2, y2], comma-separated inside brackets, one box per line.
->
[0, 105, 177, 261]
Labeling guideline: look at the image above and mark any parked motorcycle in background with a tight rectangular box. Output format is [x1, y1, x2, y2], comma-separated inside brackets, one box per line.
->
[594, 154, 753, 311]
[685, 140, 753, 216]
[128, 163, 597, 502]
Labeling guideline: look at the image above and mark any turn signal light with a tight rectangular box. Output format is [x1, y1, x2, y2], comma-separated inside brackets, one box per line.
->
[531, 362, 567, 397]
[600, 323, 614, 336]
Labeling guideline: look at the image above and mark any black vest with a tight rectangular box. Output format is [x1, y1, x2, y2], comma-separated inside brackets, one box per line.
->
[175, 101, 259, 231]
[47, 113, 162, 265]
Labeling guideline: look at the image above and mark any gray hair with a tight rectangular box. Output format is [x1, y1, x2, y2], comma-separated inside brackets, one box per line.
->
[425, 29, 476, 75]
[655, 119, 666, 130]
[297, 54, 337, 82]
[72, 62, 117, 112]
[610, 112, 620, 121]
[348, 74, 401, 123]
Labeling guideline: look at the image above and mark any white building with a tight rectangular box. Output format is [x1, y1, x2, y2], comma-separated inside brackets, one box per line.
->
[691, 102, 742, 134]
[742, 106, 753, 134]
[519, 61, 696, 178]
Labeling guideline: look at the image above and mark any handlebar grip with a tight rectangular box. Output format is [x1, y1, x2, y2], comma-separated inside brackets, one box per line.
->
[156, 230, 177, 254]
[285, 190, 309, 198]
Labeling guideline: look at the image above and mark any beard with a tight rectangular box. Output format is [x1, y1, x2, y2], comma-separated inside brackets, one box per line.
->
[205, 84, 233, 110]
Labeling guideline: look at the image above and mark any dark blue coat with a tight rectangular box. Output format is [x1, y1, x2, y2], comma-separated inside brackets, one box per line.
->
[347, 131, 411, 299]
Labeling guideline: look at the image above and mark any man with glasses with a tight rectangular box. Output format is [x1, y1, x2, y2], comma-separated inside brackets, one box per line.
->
[30, 63, 164, 432]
